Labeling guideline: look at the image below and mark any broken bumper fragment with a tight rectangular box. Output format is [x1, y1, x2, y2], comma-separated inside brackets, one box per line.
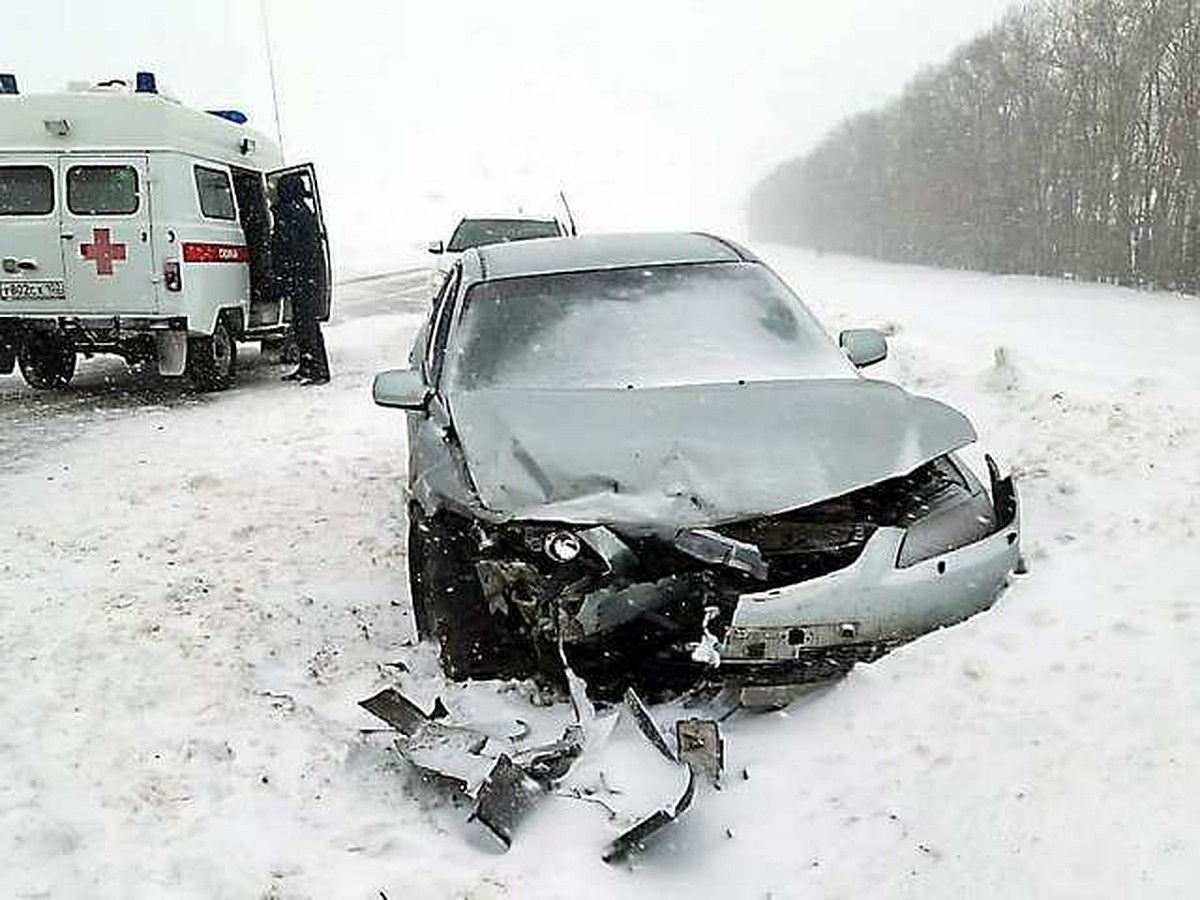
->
[721, 501, 1020, 680]
[361, 684, 721, 860]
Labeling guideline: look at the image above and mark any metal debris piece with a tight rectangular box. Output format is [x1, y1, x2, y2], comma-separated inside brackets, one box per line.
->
[599, 692, 725, 863]
[361, 683, 590, 849]
[623, 687, 676, 762]
[361, 682, 727, 859]
[602, 767, 697, 864]
[463, 724, 587, 844]
[397, 723, 495, 790]
[676, 719, 724, 786]
[573, 575, 695, 637]
[578, 526, 638, 575]
[471, 755, 547, 848]
[361, 687, 495, 791]
[359, 687, 445, 735]
[513, 724, 586, 782]
[674, 527, 769, 580]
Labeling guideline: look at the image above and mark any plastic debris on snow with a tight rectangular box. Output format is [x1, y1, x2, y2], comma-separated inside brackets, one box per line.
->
[358, 678, 725, 861]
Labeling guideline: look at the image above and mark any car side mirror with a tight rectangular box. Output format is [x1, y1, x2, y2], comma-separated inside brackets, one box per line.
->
[373, 368, 431, 410]
[839, 328, 888, 368]
[427, 240, 444, 255]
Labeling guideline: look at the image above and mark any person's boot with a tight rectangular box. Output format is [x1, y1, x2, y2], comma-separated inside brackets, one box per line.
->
[300, 374, 330, 386]
[281, 369, 305, 382]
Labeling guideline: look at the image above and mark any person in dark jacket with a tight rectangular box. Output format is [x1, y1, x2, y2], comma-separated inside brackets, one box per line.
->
[272, 173, 330, 385]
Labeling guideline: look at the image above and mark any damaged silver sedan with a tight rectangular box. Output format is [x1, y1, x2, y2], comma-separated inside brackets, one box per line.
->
[374, 232, 1020, 696]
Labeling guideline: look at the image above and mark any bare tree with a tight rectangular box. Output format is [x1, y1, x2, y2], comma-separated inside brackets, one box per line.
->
[749, 0, 1200, 293]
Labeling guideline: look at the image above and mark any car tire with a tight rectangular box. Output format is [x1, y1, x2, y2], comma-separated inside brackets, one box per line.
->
[186, 319, 237, 391]
[406, 506, 437, 641]
[410, 508, 535, 681]
[18, 332, 76, 389]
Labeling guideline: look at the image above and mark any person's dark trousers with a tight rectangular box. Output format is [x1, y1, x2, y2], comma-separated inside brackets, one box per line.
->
[293, 302, 330, 381]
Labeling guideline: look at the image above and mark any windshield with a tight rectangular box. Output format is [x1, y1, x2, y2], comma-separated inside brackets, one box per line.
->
[446, 218, 561, 251]
[446, 262, 853, 390]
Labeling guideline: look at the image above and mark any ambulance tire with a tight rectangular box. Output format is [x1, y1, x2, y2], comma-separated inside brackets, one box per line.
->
[186, 319, 237, 392]
[0, 341, 16, 376]
[18, 332, 76, 390]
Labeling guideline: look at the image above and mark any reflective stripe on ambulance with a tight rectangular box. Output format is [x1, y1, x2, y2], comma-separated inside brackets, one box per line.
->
[181, 242, 249, 263]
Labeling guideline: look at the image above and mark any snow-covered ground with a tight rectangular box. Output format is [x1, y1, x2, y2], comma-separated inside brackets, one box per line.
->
[2, 248, 1198, 898]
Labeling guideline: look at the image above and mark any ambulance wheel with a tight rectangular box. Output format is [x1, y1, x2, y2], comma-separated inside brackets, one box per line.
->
[0, 340, 16, 376]
[18, 332, 76, 390]
[186, 320, 237, 391]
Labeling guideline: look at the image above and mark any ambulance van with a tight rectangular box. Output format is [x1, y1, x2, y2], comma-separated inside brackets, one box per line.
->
[0, 72, 330, 391]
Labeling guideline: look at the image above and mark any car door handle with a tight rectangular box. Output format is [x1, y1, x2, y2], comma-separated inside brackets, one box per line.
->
[60, 233, 75, 241]
[16, 258, 38, 270]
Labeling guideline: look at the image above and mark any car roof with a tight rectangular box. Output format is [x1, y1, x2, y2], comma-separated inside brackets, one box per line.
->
[462, 232, 754, 283]
[445, 214, 562, 239]
[456, 214, 560, 223]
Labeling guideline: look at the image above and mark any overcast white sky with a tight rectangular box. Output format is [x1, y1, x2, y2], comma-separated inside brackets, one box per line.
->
[12, 0, 1015, 272]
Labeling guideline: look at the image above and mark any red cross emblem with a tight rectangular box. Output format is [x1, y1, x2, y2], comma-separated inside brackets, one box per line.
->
[80, 228, 127, 276]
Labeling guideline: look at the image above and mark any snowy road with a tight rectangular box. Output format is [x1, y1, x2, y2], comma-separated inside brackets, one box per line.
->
[2, 250, 1198, 898]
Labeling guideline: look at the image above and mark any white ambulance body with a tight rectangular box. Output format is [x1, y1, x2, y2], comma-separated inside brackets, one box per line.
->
[0, 73, 330, 391]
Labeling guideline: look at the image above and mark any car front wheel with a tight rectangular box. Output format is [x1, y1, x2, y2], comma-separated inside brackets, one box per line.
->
[408, 507, 536, 681]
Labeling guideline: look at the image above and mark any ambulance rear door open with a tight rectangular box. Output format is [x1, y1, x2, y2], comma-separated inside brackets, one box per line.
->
[59, 155, 157, 315]
[266, 163, 331, 322]
[229, 164, 276, 331]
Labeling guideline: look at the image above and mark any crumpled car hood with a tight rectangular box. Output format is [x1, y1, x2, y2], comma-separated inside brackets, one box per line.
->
[449, 379, 976, 529]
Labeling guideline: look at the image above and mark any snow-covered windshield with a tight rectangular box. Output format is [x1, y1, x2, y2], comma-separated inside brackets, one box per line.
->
[446, 262, 853, 390]
[446, 218, 561, 252]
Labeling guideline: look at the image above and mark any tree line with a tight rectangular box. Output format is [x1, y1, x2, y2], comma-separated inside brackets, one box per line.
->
[749, 0, 1200, 292]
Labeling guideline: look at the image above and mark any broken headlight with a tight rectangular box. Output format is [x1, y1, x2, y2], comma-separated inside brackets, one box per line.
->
[504, 523, 587, 565]
[544, 530, 582, 564]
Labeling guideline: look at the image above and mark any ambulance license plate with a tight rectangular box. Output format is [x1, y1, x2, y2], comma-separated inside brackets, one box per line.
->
[0, 280, 66, 301]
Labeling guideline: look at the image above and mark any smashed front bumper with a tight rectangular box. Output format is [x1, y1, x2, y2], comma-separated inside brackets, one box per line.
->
[721, 498, 1021, 683]
[475, 459, 1021, 692]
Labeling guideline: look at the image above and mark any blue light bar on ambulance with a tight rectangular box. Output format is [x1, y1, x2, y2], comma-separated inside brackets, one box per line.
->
[0, 74, 17, 95]
[207, 109, 248, 125]
[135, 71, 158, 94]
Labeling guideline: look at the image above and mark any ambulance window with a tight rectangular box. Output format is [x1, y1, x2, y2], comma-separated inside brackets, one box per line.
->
[195, 166, 237, 221]
[0, 166, 54, 216]
[67, 166, 139, 215]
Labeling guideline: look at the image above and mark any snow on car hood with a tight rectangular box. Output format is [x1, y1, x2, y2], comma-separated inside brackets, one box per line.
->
[449, 378, 977, 529]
